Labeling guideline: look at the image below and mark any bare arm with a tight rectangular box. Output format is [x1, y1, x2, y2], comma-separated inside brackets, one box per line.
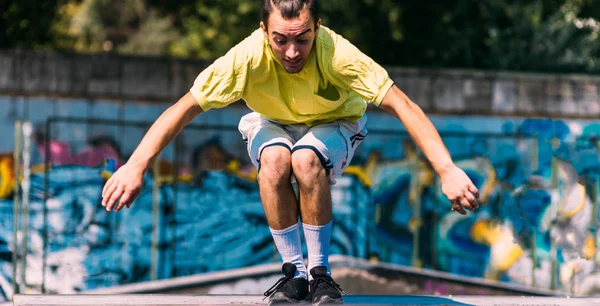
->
[378, 85, 479, 214]
[127, 92, 203, 169]
[379, 85, 453, 174]
[102, 92, 203, 212]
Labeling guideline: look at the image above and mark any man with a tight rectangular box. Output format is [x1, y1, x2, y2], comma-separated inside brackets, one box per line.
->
[101, 0, 480, 305]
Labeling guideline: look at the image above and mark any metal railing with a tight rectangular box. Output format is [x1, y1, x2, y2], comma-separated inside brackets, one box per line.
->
[8, 115, 600, 296]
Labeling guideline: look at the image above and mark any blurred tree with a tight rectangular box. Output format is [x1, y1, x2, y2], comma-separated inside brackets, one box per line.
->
[3, 0, 600, 73]
[51, 0, 180, 56]
[399, 0, 600, 72]
[168, 0, 260, 59]
[479, 0, 600, 72]
[317, 0, 404, 68]
[0, 0, 61, 49]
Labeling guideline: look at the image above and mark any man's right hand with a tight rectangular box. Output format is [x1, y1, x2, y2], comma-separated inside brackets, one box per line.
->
[102, 162, 145, 212]
[99, 92, 203, 213]
[439, 164, 480, 215]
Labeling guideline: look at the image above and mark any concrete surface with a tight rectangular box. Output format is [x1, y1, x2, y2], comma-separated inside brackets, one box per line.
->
[12, 294, 600, 306]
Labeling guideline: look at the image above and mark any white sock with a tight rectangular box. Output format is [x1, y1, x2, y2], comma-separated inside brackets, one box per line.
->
[270, 222, 307, 279]
[303, 221, 332, 281]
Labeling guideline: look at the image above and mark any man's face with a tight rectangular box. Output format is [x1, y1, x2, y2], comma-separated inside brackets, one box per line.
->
[261, 6, 320, 73]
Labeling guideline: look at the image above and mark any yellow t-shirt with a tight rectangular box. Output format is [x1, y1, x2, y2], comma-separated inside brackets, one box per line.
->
[190, 25, 394, 126]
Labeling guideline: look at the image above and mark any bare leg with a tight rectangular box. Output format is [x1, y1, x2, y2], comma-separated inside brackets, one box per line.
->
[291, 149, 333, 280]
[291, 149, 332, 225]
[258, 146, 299, 229]
[259, 146, 308, 281]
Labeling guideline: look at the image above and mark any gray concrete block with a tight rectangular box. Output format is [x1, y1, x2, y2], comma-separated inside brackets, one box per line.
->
[3, 51, 600, 119]
[492, 80, 518, 113]
[54, 53, 91, 95]
[186, 62, 209, 93]
[122, 58, 170, 100]
[168, 60, 186, 100]
[0, 51, 19, 92]
[575, 82, 600, 116]
[462, 78, 492, 112]
[546, 81, 577, 115]
[432, 77, 464, 112]
[21, 52, 57, 94]
[393, 74, 432, 109]
[517, 80, 545, 115]
[86, 55, 121, 98]
[169, 60, 206, 100]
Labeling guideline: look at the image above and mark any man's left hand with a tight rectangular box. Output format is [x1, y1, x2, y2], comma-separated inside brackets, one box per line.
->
[439, 164, 480, 215]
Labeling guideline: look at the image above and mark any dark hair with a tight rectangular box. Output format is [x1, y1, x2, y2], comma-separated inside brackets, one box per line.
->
[261, 0, 319, 29]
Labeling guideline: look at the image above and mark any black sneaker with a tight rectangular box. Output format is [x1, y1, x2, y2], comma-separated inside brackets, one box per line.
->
[263, 262, 308, 304]
[307, 266, 344, 305]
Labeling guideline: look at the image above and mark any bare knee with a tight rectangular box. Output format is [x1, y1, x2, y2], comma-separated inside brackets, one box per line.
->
[291, 149, 327, 182]
[259, 146, 292, 186]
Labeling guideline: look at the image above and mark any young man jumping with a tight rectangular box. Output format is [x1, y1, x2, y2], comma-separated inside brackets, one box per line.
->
[101, 0, 480, 304]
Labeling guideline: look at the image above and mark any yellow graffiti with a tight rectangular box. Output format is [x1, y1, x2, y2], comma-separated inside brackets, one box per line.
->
[582, 234, 596, 260]
[496, 245, 524, 272]
[479, 167, 497, 204]
[471, 219, 502, 245]
[0, 156, 14, 199]
[1, 158, 55, 200]
[155, 174, 194, 185]
[557, 183, 586, 220]
[226, 159, 257, 182]
[344, 166, 372, 187]
[30, 164, 49, 173]
[100, 169, 112, 180]
[408, 217, 423, 233]
[471, 219, 524, 273]
[363, 151, 380, 180]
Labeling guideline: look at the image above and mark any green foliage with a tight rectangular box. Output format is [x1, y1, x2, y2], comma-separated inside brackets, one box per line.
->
[169, 1, 260, 59]
[2, 0, 599, 73]
[380, 0, 600, 72]
[0, 0, 61, 49]
[51, 0, 180, 55]
[477, 0, 600, 72]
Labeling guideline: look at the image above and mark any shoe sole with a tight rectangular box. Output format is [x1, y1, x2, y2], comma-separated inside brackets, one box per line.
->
[268, 292, 307, 305]
[312, 296, 343, 306]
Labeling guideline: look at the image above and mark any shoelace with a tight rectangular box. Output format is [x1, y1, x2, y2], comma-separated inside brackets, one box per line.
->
[308, 275, 345, 299]
[263, 274, 293, 301]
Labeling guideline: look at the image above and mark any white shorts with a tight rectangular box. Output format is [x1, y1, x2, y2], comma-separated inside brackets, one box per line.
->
[238, 112, 367, 185]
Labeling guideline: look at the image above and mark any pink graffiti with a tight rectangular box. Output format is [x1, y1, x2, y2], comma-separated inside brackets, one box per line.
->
[37, 139, 124, 168]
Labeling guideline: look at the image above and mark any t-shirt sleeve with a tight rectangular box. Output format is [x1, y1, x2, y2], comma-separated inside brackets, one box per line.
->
[324, 33, 394, 106]
[190, 39, 254, 111]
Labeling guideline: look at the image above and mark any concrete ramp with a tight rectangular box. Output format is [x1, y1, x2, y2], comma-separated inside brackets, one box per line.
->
[81, 256, 566, 297]
[9, 256, 595, 305]
[12, 294, 600, 306]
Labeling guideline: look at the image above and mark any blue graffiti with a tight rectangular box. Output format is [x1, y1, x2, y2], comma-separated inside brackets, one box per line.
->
[0, 163, 373, 298]
[0, 117, 598, 299]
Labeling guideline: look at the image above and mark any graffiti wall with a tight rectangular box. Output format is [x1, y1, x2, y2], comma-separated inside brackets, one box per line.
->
[0, 96, 599, 300]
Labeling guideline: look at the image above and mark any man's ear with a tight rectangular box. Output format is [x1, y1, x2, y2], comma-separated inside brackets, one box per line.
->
[315, 18, 321, 35]
[260, 21, 268, 39]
